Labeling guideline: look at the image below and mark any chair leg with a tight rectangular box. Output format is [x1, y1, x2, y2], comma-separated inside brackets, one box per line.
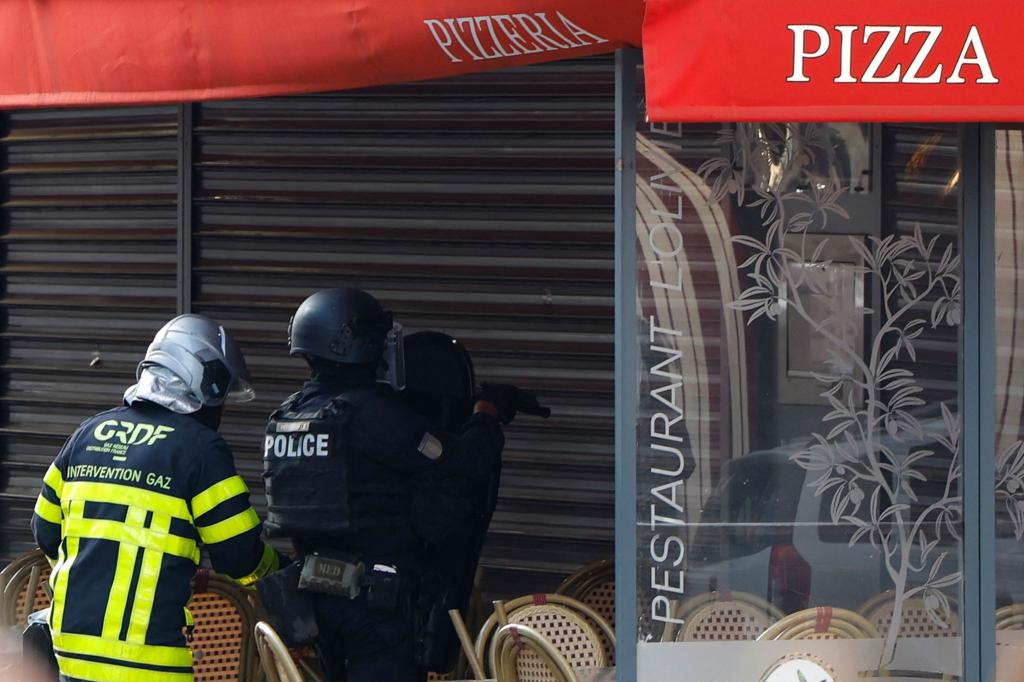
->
[449, 609, 486, 680]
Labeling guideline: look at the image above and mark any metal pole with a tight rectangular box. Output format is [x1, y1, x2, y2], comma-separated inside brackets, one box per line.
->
[176, 103, 194, 314]
[614, 46, 641, 682]
[960, 122, 996, 682]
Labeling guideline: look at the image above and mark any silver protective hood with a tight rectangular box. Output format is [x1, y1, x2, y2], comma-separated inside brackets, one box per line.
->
[124, 365, 204, 415]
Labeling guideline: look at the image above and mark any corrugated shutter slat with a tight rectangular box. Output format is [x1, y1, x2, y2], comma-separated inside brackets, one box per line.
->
[0, 107, 179, 558]
[191, 59, 615, 596]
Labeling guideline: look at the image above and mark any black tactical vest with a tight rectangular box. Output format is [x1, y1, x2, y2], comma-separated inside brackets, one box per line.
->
[262, 391, 360, 540]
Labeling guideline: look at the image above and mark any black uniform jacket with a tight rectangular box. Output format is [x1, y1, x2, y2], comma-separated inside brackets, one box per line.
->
[286, 379, 504, 571]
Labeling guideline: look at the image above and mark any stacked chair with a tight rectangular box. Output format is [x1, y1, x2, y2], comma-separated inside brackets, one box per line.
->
[0, 548, 52, 626]
[491, 623, 578, 682]
[668, 590, 783, 642]
[254, 621, 305, 682]
[441, 559, 617, 681]
[996, 604, 1024, 630]
[859, 592, 959, 639]
[758, 606, 880, 640]
[556, 560, 615, 664]
[187, 569, 263, 681]
[473, 594, 612, 678]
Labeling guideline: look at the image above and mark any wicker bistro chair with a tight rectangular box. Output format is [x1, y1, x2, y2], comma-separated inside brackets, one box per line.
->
[1, 551, 52, 627]
[475, 594, 615, 677]
[672, 590, 784, 642]
[0, 548, 47, 593]
[556, 560, 615, 664]
[996, 604, 1024, 630]
[758, 606, 881, 641]
[254, 621, 304, 682]
[189, 570, 261, 682]
[859, 592, 960, 639]
[492, 624, 578, 682]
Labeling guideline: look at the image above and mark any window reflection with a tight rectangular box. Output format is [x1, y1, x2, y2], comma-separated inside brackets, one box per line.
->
[636, 122, 963, 680]
[993, 125, 1024, 678]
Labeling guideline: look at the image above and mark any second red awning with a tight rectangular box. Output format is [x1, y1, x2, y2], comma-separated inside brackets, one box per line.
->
[643, 0, 1024, 122]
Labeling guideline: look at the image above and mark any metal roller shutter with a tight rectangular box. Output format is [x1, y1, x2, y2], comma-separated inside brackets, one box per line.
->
[0, 107, 179, 559]
[189, 58, 616, 596]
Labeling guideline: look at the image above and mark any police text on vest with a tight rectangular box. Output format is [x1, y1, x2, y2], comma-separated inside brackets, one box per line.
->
[265, 433, 330, 458]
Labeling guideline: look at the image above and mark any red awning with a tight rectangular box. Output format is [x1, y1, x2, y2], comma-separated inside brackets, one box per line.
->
[643, 0, 1024, 122]
[0, 0, 641, 108]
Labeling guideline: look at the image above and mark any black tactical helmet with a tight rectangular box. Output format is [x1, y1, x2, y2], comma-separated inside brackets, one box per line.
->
[401, 331, 476, 431]
[288, 288, 393, 364]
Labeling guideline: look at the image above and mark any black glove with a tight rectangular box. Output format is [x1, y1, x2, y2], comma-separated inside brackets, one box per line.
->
[477, 383, 551, 425]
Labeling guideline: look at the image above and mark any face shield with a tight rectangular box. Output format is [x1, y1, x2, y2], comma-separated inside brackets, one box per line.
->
[376, 322, 406, 391]
[226, 375, 256, 403]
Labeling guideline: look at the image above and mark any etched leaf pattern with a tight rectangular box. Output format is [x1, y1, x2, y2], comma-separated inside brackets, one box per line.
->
[704, 124, 964, 667]
[996, 440, 1024, 540]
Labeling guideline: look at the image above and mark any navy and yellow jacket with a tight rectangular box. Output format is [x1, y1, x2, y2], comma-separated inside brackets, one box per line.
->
[31, 400, 279, 682]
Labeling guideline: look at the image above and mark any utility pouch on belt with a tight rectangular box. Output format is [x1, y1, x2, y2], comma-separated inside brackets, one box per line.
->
[256, 563, 319, 646]
[363, 565, 402, 612]
[298, 553, 364, 600]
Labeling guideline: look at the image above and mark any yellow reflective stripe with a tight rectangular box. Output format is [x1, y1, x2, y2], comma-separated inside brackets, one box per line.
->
[62, 481, 191, 521]
[191, 475, 248, 519]
[54, 632, 194, 667]
[237, 543, 280, 586]
[127, 513, 170, 643]
[33, 495, 63, 524]
[50, 534, 80, 633]
[197, 507, 259, 545]
[63, 517, 199, 563]
[43, 463, 65, 497]
[183, 606, 193, 627]
[57, 655, 193, 682]
[101, 507, 145, 639]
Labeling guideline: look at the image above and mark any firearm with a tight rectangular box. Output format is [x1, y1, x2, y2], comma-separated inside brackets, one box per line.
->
[514, 388, 551, 419]
[477, 383, 551, 423]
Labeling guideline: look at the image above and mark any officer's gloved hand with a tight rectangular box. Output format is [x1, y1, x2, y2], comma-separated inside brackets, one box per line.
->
[476, 383, 519, 424]
[476, 383, 550, 425]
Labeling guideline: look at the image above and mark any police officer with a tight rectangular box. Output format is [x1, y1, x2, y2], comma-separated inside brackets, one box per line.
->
[262, 288, 530, 682]
[401, 331, 515, 675]
[31, 314, 281, 682]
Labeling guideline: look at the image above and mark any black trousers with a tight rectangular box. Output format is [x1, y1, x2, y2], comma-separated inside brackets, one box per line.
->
[313, 593, 425, 682]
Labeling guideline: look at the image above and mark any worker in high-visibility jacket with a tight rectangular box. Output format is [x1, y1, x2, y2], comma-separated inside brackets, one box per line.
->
[30, 314, 281, 682]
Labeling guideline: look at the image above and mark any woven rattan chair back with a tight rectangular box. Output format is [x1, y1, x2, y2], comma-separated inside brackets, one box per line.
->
[475, 594, 615, 676]
[556, 561, 615, 664]
[190, 571, 260, 682]
[0, 549, 45, 593]
[996, 604, 1024, 631]
[758, 606, 881, 641]
[1, 553, 52, 627]
[676, 590, 783, 641]
[492, 624, 576, 682]
[502, 603, 605, 680]
[860, 593, 960, 639]
[254, 621, 303, 682]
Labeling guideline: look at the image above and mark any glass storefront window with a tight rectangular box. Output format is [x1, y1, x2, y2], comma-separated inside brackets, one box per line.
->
[634, 118, 964, 680]
[993, 125, 1024, 678]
